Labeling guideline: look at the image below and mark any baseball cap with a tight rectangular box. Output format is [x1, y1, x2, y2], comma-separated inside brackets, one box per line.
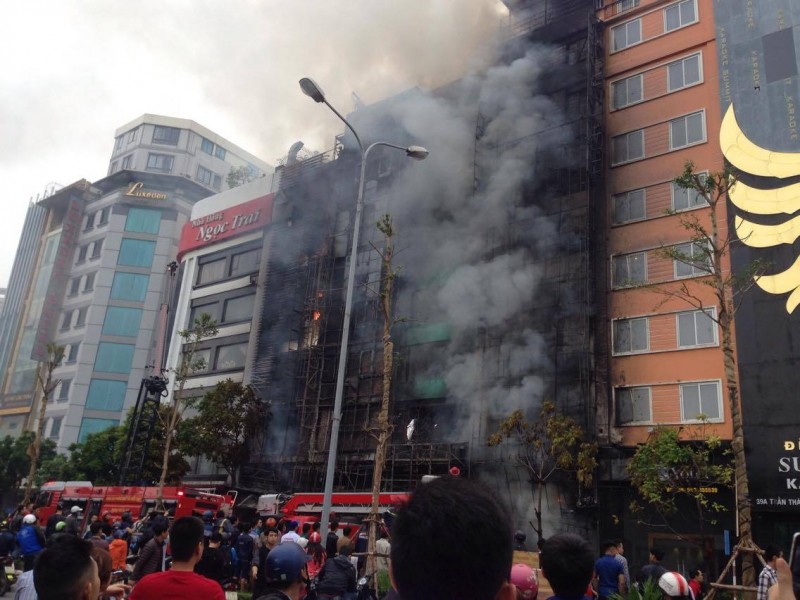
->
[71, 506, 83, 514]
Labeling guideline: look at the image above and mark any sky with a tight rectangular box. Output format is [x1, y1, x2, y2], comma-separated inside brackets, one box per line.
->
[0, 0, 508, 287]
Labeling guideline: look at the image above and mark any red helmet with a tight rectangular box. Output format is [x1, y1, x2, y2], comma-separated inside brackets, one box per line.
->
[309, 531, 322, 544]
[265, 517, 277, 528]
[510, 564, 538, 599]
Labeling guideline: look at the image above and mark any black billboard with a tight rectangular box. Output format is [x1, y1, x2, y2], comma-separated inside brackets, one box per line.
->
[714, 0, 800, 510]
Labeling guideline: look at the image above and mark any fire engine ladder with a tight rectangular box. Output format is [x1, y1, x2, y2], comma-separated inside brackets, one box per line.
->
[118, 375, 168, 485]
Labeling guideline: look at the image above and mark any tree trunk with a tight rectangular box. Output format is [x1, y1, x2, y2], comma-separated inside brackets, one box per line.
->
[22, 375, 48, 505]
[157, 405, 179, 512]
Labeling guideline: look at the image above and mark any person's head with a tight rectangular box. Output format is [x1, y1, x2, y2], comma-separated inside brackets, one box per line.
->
[650, 548, 665, 563]
[89, 514, 98, 524]
[342, 525, 352, 536]
[615, 540, 625, 555]
[266, 517, 277, 529]
[90, 521, 104, 537]
[266, 528, 280, 547]
[215, 510, 225, 519]
[169, 516, 205, 565]
[312, 521, 320, 532]
[515, 530, 526, 543]
[379, 529, 388, 540]
[329, 519, 339, 532]
[70, 506, 83, 516]
[152, 520, 169, 541]
[764, 544, 783, 565]
[540, 533, 595, 599]
[90, 547, 112, 591]
[209, 531, 223, 547]
[658, 572, 691, 599]
[288, 520, 298, 532]
[391, 476, 515, 600]
[601, 540, 618, 555]
[301, 522, 311, 535]
[689, 568, 704, 582]
[265, 541, 309, 593]
[339, 542, 352, 557]
[34, 535, 100, 600]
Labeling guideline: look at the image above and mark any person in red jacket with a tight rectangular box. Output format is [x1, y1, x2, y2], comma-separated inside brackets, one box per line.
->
[129, 516, 224, 600]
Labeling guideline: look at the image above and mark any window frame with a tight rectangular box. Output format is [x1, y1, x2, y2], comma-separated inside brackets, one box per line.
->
[98, 206, 111, 226]
[121, 154, 133, 170]
[201, 138, 214, 155]
[146, 153, 175, 173]
[612, 251, 648, 288]
[152, 125, 180, 146]
[676, 307, 718, 348]
[664, 0, 698, 33]
[66, 343, 80, 363]
[612, 316, 650, 355]
[58, 378, 72, 401]
[187, 333, 250, 377]
[194, 242, 262, 288]
[612, 188, 647, 224]
[83, 272, 95, 293]
[669, 110, 706, 150]
[611, 17, 643, 52]
[616, 386, 652, 425]
[671, 172, 709, 211]
[667, 53, 703, 92]
[91, 239, 103, 260]
[196, 165, 215, 186]
[611, 73, 644, 110]
[611, 129, 645, 165]
[673, 242, 712, 278]
[49, 416, 63, 439]
[679, 380, 723, 422]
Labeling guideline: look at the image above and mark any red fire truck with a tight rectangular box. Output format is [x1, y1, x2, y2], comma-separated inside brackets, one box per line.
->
[34, 481, 236, 528]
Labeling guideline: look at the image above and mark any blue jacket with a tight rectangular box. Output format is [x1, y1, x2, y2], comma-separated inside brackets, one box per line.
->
[16, 524, 44, 555]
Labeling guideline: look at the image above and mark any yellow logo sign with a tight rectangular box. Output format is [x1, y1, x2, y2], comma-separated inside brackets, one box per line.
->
[721, 105, 800, 312]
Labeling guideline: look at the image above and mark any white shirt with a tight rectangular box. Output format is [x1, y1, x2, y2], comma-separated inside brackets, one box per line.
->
[281, 530, 301, 544]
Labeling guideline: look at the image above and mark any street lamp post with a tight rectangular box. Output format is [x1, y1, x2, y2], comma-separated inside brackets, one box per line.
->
[300, 77, 428, 532]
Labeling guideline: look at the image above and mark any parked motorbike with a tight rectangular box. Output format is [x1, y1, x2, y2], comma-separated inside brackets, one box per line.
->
[356, 573, 378, 600]
[0, 556, 18, 597]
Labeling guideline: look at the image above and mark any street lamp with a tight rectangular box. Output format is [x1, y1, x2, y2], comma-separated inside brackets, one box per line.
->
[300, 77, 429, 532]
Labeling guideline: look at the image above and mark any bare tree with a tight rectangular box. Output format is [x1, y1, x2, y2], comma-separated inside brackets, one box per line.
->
[23, 343, 65, 505]
[156, 313, 217, 511]
[654, 161, 767, 590]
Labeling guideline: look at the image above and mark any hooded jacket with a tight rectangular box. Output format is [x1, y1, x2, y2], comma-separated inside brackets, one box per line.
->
[316, 554, 356, 595]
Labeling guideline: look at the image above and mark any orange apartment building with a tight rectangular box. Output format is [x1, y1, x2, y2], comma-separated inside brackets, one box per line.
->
[599, 0, 734, 448]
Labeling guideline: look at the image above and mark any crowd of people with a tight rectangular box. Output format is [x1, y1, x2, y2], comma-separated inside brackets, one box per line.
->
[0, 479, 797, 600]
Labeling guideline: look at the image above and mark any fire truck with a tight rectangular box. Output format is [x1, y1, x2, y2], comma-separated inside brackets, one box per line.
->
[34, 481, 236, 528]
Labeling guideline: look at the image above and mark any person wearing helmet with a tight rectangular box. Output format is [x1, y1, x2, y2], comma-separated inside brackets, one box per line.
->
[511, 564, 539, 600]
[17, 513, 45, 571]
[257, 541, 310, 600]
[514, 530, 528, 551]
[65, 505, 83, 536]
[659, 572, 692, 600]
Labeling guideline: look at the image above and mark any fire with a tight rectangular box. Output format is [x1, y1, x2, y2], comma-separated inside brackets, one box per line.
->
[312, 311, 321, 321]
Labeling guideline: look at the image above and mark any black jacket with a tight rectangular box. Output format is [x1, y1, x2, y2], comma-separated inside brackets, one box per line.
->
[316, 555, 356, 595]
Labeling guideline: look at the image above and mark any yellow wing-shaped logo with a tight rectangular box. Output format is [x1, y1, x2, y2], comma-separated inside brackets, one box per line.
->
[721, 104, 800, 313]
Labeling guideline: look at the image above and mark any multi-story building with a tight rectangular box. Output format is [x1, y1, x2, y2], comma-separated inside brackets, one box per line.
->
[0, 117, 270, 450]
[108, 115, 272, 194]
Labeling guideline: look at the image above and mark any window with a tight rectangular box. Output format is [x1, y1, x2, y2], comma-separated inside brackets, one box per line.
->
[612, 18, 642, 51]
[612, 74, 643, 109]
[118, 239, 156, 268]
[613, 317, 649, 354]
[230, 248, 260, 277]
[69, 277, 81, 297]
[102, 306, 143, 337]
[214, 342, 248, 371]
[152, 125, 180, 145]
[677, 308, 717, 347]
[126, 127, 138, 143]
[612, 252, 647, 287]
[197, 258, 226, 285]
[212, 174, 222, 191]
[60, 310, 73, 330]
[146, 153, 174, 173]
[616, 387, 651, 425]
[613, 189, 646, 224]
[86, 379, 127, 411]
[125, 208, 161, 234]
[78, 418, 118, 443]
[612, 129, 644, 165]
[98, 206, 111, 225]
[671, 179, 707, 211]
[616, 0, 640, 13]
[191, 349, 211, 374]
[121, 155, 133, 170]
[670, 111, 705, 149]
[111, 272, 149, 302]
[665, 0, 697, 32]
[197, 165, 215, 186]
[114, 136, 124, 151]
[83, 272, 95, 292]
[75, 307, 87, 328]
[58, 379, 71, 401]
[85, 212, 96, 231]
[201, 138, 214, 154]
[667, 54, 702, 92]
[680, 381, 721, 421]
[94, 342, 135, 374]
[109, 161, 119, 175]
[214, 146, 226, 160]
[223, 294, 256, 323]
[673, 242, 711, 278]
[190, 303, 220, 326]
[49, 417, 62, 439]
[77, 245, 88, 264]
[67, 343, 80, 363]
[91, 239, 103, 260]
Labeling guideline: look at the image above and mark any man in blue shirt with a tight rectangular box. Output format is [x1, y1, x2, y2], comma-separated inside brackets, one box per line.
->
[594, 540, 625, 600]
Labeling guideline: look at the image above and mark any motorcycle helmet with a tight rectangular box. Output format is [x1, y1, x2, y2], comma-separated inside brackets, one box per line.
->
[265, 541, 310, 583]
[23, 514, 37, 524]
[514, 530, 526, 542]
[659, 572, 691, 598]
[510, 564, 538, 599]
[309, 531, 322, 544]
[202, 510, 214, 522]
